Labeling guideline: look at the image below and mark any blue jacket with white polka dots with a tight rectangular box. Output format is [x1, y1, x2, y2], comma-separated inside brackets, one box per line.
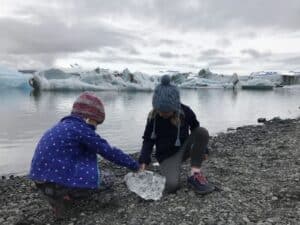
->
[29, 115, 139, 189]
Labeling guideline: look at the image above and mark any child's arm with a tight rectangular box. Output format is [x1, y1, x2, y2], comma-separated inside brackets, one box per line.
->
[138, 118, 155, 165]
[81, 129, 139, 171]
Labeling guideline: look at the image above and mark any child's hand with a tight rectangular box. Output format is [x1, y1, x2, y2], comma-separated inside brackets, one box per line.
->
[139, 163, 147, 171]
[203, 154, 208, 161]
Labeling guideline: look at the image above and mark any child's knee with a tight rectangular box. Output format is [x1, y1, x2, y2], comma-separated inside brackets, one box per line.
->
[165, 179, 180, 193]
[193, 127, 209, 140]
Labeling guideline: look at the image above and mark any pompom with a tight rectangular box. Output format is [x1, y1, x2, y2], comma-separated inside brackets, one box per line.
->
[161, 75, 171, 85]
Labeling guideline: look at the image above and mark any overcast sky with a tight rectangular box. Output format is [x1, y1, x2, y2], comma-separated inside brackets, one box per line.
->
[1, 0, 300, 75]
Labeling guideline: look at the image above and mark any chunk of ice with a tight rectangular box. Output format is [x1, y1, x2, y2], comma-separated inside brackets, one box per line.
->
[124, 170, 166, 201]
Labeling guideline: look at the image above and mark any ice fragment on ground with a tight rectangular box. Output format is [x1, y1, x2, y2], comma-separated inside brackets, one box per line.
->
[124, 170, 166, 200]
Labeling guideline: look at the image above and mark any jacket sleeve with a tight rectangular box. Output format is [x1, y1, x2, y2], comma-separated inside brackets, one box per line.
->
[80, 128, 139, 171]
[138, 118, 155, 165]
[185, 106, 200, 132]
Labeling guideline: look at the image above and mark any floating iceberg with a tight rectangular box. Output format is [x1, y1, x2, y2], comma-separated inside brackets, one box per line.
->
[29, 68, 158, 91]
[241, 78, 275, 90]
[0, 65, 32, 90]
[124, 170, 166, 201]
[248, 71, 282, 85]
[28, 67, 238, 91]
[5, 64, 297, 92]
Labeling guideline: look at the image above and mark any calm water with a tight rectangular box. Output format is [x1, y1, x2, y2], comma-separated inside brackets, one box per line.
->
[0, 88, 299, 175]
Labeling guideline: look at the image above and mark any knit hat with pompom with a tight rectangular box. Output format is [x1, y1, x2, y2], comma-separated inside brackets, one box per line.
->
[152, 75, 180, 112]
[71, 92, 105, 124]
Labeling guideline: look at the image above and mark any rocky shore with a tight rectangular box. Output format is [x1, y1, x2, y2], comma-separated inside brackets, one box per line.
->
[0, 117, 299, 225]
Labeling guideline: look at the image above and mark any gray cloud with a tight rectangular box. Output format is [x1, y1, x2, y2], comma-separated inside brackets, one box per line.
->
[280, 56, 300, 65]
[69, 0, 300, 31]
[1, 0, 299, 72]
[0, 17, 137, 55]
[14, 0, 300, 32]
[198, 49, 231, 66]
[159, 52, 179, 58]
[241, 49, 272, 58]
[201, 49, 222, 57]
[0, 53, 56, 69]
[122, 46, 141, 55]
[208, 58, 232, 67]
[216, 38, 232, 47]
[159, 39, 180, 45]
[76, 54, 165, 66]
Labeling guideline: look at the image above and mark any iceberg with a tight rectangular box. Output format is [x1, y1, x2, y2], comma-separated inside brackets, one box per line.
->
[171, 69, 239, 89]
[0, 65, 32, 90]
[124, 170, 166, 201]
[248, 71, 282, 85]
[28, 67, 238, 91]
[29, 68, 158, 91]
[241, 78, 275, 90]
[7, 64, 299, 92]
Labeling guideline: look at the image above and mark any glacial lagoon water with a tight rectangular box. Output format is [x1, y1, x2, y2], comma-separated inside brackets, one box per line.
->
[0, 87, 299, 175]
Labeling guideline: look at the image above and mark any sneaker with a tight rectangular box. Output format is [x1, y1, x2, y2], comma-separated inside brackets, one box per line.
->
[187, 172, 215, 194]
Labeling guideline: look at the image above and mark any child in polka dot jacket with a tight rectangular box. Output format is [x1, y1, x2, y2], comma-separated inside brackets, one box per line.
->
[29, 92, 139, 216]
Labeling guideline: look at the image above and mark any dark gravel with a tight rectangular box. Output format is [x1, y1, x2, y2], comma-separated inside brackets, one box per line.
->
[0, 117, 299, 225]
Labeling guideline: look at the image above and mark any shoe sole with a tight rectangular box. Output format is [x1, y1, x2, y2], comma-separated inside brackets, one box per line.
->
[188, 183, 216, 195]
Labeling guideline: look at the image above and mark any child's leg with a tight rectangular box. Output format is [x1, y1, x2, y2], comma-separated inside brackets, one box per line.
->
[35, 182, 74, 218]
[181, 127, 215, 194]
[159, 127, 209, 193]
[160, 150, 185, 193]
[182, 127, 209, 170]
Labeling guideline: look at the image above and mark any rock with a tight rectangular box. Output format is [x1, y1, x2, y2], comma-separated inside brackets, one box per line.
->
[258, 118, 266, 123]
[227, 127, 235, 131]
[242, 216, 251, 223]
[271, 196, 278, 201]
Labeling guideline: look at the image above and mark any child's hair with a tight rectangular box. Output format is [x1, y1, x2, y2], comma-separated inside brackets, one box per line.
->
[148, 109, 183, 127]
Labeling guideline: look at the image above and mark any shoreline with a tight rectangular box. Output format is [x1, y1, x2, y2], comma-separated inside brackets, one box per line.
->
[0, 117, 299, 225]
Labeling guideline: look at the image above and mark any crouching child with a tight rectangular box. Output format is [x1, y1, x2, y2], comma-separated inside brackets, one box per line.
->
[29, 92, 139, 217]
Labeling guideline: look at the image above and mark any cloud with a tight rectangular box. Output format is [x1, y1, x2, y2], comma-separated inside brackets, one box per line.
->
[8, 0, 300, 32]
[159, 52, 179, 58]
[71, 54, 165, 66]
[241, 49, 272, 58]
[1, 0, 300, 73]
[122, 46, 141, 55]
[201, 49, 222, 57]
[216, 38, 232, 47]
[208, 58, 232, 67]
[0, 17, 137, 55]
[280, 56, 300, 65]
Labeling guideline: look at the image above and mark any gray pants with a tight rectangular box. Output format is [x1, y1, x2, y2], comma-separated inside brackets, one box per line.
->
[160, 127, 209, 193]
